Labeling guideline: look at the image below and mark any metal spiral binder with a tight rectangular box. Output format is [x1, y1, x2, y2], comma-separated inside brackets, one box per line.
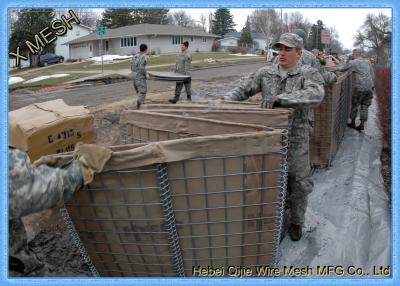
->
[271, 127, 290, 268]
[156, 163, 186, 277]
[120, 124, 129, 145]
[60, 206, 100, 277]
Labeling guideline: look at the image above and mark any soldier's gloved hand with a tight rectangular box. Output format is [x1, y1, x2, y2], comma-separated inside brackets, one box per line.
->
[33, 154, 62, 168]
[73, 143, 112, 185]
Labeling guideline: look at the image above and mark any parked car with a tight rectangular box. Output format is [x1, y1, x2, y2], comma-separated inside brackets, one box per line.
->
[38, 53, 64, 67]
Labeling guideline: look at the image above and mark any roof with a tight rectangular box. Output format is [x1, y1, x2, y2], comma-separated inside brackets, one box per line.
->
[223, 31, 266, 40]
[64, 24, 218, 45]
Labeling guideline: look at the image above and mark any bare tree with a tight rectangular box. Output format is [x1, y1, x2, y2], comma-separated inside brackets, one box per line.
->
[249, 9, 283, 49]
[354, 13, 391, 65]
[199, 13, 207, 32]
[208, 12, 213, 33]
[54, 8, 99, 29]
[170, 10, 195, 27]
[287, 12, 311, 34]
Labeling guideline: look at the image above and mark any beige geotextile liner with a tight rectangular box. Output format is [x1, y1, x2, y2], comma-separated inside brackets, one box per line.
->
[120, 111, 274, 144]
[145, 109, 291, 129]
[141, 102, 261, 111]
[65, 131, 284, 277]
[310, 71, 352, 167]
[8, 99, 95, 161]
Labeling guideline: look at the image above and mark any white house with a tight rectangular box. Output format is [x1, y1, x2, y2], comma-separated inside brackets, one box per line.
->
[64, 24, 219, 60]
[55, 23, 92, 60]
[219, 32, 268, 51]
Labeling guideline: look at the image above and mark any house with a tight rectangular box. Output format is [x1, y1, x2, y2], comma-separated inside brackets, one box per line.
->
[55, 23, 93, 60]
[218, 32, 268, 51]
[64, 24, 219, 60]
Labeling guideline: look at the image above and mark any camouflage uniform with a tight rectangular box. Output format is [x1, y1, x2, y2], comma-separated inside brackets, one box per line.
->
[275, 48, 336, 135]
[337, 58, 374, 121]
[173, 50, 192, 101]
[8, 146, 83, 276]
[228, 62, 325, 226]
[131, 52, 148, 104]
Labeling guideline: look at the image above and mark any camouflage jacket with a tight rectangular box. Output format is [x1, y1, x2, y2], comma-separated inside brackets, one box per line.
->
[275, 49, 337, 84]
[131, 52, 147, 78]
[337, 58, 374, 91]
[175, 51, 191, 75]
[8, 147, 83, 256]
[228, 63, 325, 138]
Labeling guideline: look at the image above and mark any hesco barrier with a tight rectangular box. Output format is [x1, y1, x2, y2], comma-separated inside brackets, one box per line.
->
[60, 114, 290, 277]
[143, 74, 353, 169]
[310, 71, 352, 167]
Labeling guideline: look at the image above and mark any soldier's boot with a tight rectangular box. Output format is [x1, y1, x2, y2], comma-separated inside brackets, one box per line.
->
[169, 95, 179, 104]
[289, 224, 302, 241]
[186, 95, 192, 101]
[356, 120, 365, 131]
[136, 101, 141, 109]
[347, 119, 356, 129]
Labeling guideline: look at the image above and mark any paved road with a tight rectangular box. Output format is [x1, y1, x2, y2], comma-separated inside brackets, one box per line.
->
[9, 62, 266, 111]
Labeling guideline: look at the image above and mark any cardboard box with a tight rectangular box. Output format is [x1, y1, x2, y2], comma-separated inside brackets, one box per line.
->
[9, 99, 95, 161]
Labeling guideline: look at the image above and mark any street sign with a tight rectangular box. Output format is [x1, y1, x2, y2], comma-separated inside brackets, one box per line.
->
[321, 30, 331, 44]
[97, 26, 106, 36]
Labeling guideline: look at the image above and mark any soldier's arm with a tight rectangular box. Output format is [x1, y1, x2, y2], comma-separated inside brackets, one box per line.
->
[9, 149, 83, 219]
[321, 69, 337, 85]
[185, 54, 192, 73]
[276, 69, 325, 108]
[335, 61, 352, 72]
[228, 69, 262, 101]
[130, 58, 134, 72]
[138, 57, 147, 77]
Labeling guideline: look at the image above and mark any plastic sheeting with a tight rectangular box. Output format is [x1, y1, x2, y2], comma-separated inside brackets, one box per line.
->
[279, 97, 391, 276]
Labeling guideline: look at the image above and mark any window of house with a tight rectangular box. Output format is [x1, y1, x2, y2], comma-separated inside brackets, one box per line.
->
[121, 37, 137, 47]
[190, 36, 194, 42]
[172, 36, 184, 45]
[202, 37, 207, 42]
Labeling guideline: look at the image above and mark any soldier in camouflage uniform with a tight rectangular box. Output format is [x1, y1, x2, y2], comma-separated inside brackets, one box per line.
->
[276, 29, 336, 136]
[131, 44, 149, 109]
[226, 33, 325, 241]
[334, 49, 375, 131]
[8, 144, 111, 276]
[169, 41, 192, 104]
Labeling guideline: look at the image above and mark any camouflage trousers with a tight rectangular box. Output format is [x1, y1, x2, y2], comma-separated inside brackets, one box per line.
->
[133, 76, 147, 104]
[286, 134, 313, 226]
[350, 89, 373, 121]
[174, 77, 191, 100]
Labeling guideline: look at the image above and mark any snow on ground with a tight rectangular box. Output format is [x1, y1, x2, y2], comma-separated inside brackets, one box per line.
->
[231, 53, 259, 57]
[8, 76, 25, 85]
[89, 55, 132, 62]
[23, 74, 69, 84]
[279, 96, 391, 276]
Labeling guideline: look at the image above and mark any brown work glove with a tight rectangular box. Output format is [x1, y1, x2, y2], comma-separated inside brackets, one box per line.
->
[73, 143, 113, 185]
[33, 154, 61, 168]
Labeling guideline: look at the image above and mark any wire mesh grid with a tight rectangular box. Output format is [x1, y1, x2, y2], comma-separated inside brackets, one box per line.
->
[310, 72, 352, 167]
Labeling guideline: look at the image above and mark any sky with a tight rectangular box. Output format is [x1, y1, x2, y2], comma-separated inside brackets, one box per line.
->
[170, 8, 392, 50]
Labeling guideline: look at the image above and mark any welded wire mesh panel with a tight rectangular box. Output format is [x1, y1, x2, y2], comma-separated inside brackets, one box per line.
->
[167, 153, 283, 275]
[310, 71, 352, 167]
[65, 166, 176, 277]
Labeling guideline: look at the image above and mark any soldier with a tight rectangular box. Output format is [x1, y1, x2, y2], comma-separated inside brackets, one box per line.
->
[225, 33, 325, 241]
[290, 29, 336, 136]
[333, 49, 375, 131]
[8, 143, 112, 276]
[131, 44, 149, 109]
[169, 41, 192, 104]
